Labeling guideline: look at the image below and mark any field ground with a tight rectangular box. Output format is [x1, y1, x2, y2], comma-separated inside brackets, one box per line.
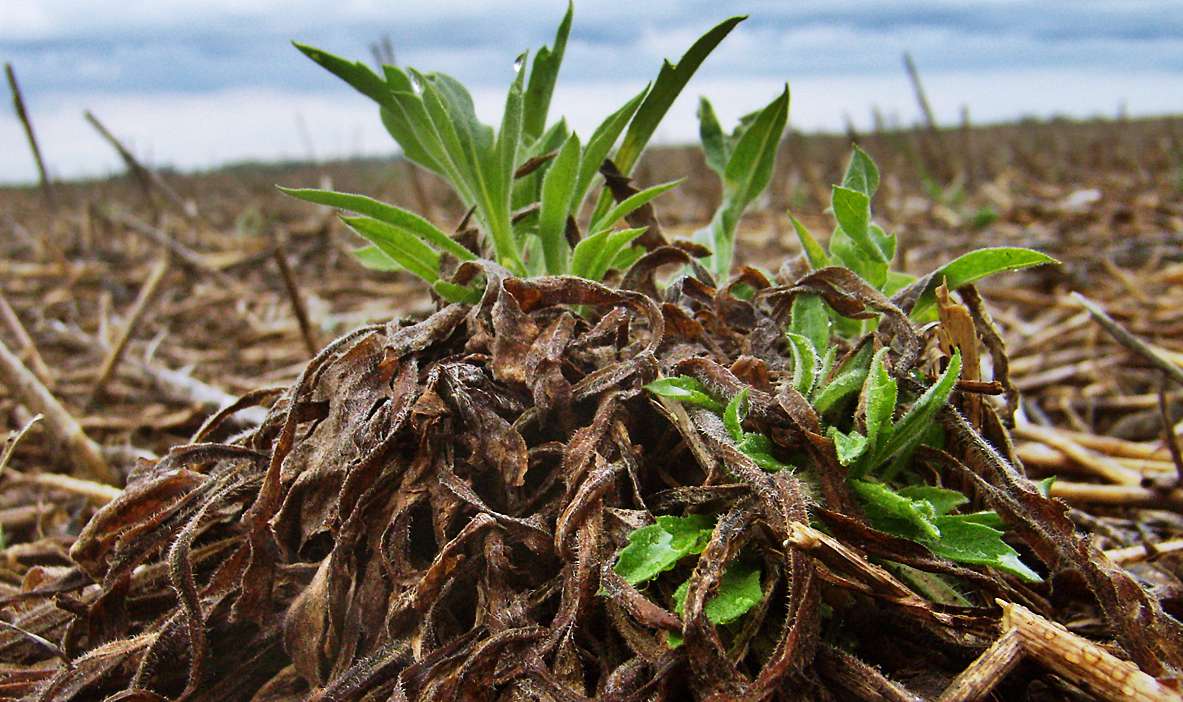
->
[1, 114, 1183, 698]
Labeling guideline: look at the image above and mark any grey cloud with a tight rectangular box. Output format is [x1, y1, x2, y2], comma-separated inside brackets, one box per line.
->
[3, 1, 1181, 101]
[1, 0, 1180, 187]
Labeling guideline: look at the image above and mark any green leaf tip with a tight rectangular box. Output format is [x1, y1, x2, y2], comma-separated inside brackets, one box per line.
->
[645, 376, 724, 413]
[908, 248, 1059, 319]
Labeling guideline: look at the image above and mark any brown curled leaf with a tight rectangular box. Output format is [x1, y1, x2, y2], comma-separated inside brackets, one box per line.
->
[598, 159, 668, 250]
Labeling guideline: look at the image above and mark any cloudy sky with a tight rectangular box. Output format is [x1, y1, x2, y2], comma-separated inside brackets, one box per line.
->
[1, 1, 1181, 184]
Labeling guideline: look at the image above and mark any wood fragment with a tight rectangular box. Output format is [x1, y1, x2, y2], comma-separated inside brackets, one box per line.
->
[91, 255, 171, 398]
[0, 504, 51, 531]
[5, 63, 55, 211]
[42, 321, 267, 428]
[1017, 442, 1177, 475]
[1001, 601, 1181, 702]
[272, 246, 319, 356]
[6, 471, 123, 506]
[0, 619, 66, 662]
[1049, 481, 1183, 509]
[84, 109, 197, 219]
[1104, 538, 1183, 565]
[940, 601, 1183, 702]
[0, 289, 53, 386]
[0, 336, 118, 485]
[902, 51, 950, 179]
[1013, 422, 1143, 485]
[1032, 428, 1174, 461]
[1072, 292, 1183, 388]
[100, 208, 242, 290]
[0, 413, 41, 473]
[937, 628, 1023, 702]
[1159, 377, 1183, 484]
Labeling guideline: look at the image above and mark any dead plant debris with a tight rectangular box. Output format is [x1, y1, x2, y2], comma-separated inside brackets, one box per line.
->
[1, 115, 1183, 701]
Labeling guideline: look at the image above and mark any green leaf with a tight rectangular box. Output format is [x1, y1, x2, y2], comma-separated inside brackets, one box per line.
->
[896, 486, 969, 516]
[522, 1, 572, 143]
[817, 346, 837, 387]
[812, 344, 873, 415]
[415, 69, 526, 274]
[498, 55, 528, 203]
[851, 479, 941, 541]
[889, 562, 970, 606]
[495, 62, 529, 272]
[789, 215, 831, 270]
[613, 524, 684, 586]
[728, 280, 757, 299]
[592, 15, 745, 222]
[382, 65, 415, 94]
[735, 433, 790, 472]
[538, 132, 581, 273]
[841, 145, 880, 198]
[432, 280, 482, 304]
[668, 561, 763, 647]
[703, 561, 763, 624]
[970, 206, 999, 229]
[351, 244, 403, 272]
[883, 270, 916, 297]
[340, 215, 440, 283]
[869, 224, 897, 263]
[380, 110, 445, 176]
[568, 230, 608, 279]
[612, 244, 646, 271]
[572, 87, 648, 211]
[724, 388, 749, 441]
[789, 294, 831, 355]
[785, 332, 818, 398]
[877, 351, 961, 465]
[597, 227, 649, 279]
[513, 118, 570, 209]
[1035, 476, 1056, 498]
[700, 387, 792, 472]
[589, 179, 683, 235]
[378, 76, 448, 175]
[953, 511, 1008, 530]
[831, 186, 885, 263]
[613, 514, 715, 586]
[532, 118, 572, 159]
[908, 248, 1059, 319]
[704, 85, 788, 277]
[861, 485, 1042, 582]
[280, 187, 476, 262]
[570, 227, 648, 281]
[644, 377, 723, 413]
[294, 42, 391, 107]
[416, 71, 486, 176]
[613, 16, 744, 175]
[851, 347, 897, 478]
[829, 427, 869, 467]
[412, 71, 483, 203]
[656, 514, 715, 554]
[722, 85, 789, 211]
[927, 515, 1042, 582]
[697, 97, 727, 176]
[880, 422, 945, 483]
[829, 226, 889, 291]
[672, 561, 762, 623]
